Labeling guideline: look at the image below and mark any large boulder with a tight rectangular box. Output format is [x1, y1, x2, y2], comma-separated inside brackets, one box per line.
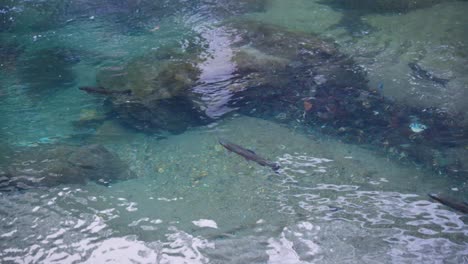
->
[98, 55, 201, 99]
[224, 21, 369, 120]
[96, 43, 209, 133]
[0, 144, 135, 192]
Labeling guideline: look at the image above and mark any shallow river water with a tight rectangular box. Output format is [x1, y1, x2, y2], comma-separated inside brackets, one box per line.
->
[0, 1, 467, 263]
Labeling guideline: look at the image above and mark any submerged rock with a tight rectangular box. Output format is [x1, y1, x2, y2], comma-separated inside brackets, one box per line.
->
[96, 43, 209, 133]
[224, 21, 369, 120]
[0, 144, 135, 192]
[120, 58, 201, 98]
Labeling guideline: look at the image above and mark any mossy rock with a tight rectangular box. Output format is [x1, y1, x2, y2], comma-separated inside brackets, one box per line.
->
[97, 49, 201, 99]
[127, 59, 200, 98]
[95, 42, 207, 133]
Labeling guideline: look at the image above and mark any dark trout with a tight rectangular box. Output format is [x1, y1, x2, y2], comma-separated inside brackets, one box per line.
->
[428, 193, 468, 214]
[219, 138, 280, 172]
[79, 86, 132, 96]
[408, 62, 449, 86]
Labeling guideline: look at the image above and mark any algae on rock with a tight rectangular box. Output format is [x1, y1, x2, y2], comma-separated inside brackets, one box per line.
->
[95, 44, 207, 133]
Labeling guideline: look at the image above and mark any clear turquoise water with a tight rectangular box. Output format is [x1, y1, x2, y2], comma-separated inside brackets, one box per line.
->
[1, 1, 467, 263]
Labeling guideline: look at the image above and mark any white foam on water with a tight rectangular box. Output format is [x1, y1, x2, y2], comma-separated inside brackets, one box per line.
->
[192, 219, 218, 229]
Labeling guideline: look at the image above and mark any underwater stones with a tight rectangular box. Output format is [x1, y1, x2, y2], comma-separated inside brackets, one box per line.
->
[0, 144, 135, 191]
[95, 21, 363, 133]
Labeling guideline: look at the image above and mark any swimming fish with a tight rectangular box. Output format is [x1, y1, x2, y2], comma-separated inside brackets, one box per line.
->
[79, 86, 132, 96]
[408, 62, 449, 86]
[218, 138, 280, 172]
[428, 193, 468, 214]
